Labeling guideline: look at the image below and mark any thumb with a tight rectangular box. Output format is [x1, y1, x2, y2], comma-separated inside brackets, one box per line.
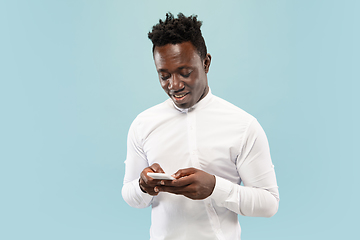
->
[174, 167, 197, 179]
[150, 163, 165, 173]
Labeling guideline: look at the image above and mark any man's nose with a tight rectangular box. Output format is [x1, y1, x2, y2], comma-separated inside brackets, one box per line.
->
[168, 75, 184, 91]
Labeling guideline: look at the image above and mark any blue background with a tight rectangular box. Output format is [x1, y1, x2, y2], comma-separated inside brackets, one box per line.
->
[1, 0, 359, 239]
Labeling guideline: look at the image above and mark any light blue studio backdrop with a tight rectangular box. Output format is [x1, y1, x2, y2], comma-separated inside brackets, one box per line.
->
[1, 0, 359, 239]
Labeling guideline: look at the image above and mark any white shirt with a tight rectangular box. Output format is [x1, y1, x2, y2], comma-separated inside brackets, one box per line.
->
[122, 90, 279, 240]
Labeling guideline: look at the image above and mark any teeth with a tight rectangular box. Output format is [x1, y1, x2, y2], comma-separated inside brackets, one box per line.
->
[174, 93, 186, 98]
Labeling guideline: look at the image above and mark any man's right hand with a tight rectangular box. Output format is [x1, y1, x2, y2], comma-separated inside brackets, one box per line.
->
[139, 163, 165, 196]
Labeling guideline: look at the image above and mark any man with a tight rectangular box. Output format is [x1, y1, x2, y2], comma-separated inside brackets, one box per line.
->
[122, 13, 279, 240]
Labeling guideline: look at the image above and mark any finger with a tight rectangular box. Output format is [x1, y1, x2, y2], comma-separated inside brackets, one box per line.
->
[149, 163, 165, 173]
[139, 177, 159, 196]
[139, 177, 152, 190]
[140, 170, 153, 185]
[158, 185, 209, 200]
[140, 173, 163, 187]
[143, 186, 159, 196]
[171, 175, 195, 187]
[174, 167, 197, 178]
[156, 177, 192, 187]
[140, 165, 163, 185]
[157, 185, 195, 195]
[158, 179, 175, 186]
[140, 172, 160, 187]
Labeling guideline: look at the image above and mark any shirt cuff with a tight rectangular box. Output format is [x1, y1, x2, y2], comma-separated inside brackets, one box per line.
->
[133, 178, 154, 205]
[210, 175, 234, 207]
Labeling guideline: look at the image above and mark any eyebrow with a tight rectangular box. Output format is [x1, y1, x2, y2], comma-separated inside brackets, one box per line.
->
[178, 66, 191, 70]
[158, 66, 191, 72]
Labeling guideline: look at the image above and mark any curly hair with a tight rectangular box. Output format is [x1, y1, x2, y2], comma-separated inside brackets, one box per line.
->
[148, 12, 207, 60]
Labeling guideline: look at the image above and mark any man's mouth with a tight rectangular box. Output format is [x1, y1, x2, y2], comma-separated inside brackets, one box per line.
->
[172, 92, 189, 101]
[174, 93, 187, 98]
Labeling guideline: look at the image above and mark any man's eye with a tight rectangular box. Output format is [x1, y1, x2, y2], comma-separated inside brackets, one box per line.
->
[160, 75, 170, 80]
[181, 72, 191, 78]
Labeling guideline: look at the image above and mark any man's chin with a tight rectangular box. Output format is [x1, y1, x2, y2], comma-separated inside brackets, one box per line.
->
[171, 94, 192, 109]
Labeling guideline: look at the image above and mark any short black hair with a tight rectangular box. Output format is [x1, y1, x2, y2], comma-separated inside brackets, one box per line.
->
[148, 12, 207, 60]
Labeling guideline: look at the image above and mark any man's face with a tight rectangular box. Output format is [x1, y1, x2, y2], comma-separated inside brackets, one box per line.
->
[153, 41, 211, 109]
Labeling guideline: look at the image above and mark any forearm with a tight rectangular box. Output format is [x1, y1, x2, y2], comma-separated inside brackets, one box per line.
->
[122, 118, 154, 208]
[238, 183, 279, 217]
[211, 176, 279, 217]
[210, 118, 279, 217]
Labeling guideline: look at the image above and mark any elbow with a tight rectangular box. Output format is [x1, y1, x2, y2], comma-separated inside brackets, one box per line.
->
[259, 187, 279, 218]
[121, 185, 134, 207]
[121, 185, 139, 208]
[241, 192, 279, 217]
[262, 196, 279, 218]
[263, 200, 278, 218]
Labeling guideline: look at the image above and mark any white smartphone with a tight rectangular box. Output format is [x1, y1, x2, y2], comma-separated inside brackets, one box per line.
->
[147, 172, 175, 180]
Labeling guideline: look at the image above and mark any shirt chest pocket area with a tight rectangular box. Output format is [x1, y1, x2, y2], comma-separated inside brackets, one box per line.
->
[143, 127, 192, 174]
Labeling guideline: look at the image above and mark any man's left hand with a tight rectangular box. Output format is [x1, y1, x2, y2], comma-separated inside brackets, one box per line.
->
[155, 168, 216, 200]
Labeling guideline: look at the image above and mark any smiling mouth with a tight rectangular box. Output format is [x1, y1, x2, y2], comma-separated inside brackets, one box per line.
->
[172, 92, 189, 101]
[174, 93, 187, 98]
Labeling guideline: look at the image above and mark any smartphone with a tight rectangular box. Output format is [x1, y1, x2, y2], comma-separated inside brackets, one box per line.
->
[147, 172, 175, 180]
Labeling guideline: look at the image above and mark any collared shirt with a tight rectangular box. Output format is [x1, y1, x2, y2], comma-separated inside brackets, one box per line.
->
[122, 90, 279, 240]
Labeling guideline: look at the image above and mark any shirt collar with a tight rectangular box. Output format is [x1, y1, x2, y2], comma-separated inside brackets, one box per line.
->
[172, 88, 213, 113]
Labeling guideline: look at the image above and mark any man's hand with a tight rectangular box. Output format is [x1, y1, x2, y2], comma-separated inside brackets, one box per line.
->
[139, 163, 167, 196]
[155, 168, 216, 200]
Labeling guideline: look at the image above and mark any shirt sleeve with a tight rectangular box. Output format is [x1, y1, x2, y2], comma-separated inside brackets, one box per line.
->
[210, 119, 279, 217]
[121, 118, 154, 208]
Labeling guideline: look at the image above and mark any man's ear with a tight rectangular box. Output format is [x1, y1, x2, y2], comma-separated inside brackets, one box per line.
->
[203, 53, 212, 74]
